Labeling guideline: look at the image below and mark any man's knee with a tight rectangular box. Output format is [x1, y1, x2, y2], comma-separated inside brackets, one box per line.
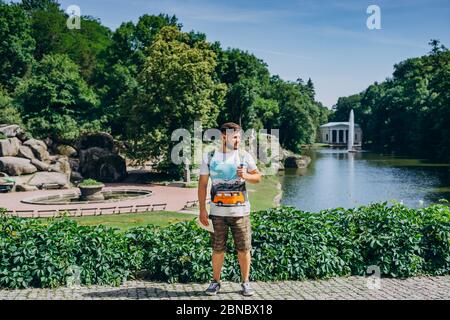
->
[237, 249, 251, 256]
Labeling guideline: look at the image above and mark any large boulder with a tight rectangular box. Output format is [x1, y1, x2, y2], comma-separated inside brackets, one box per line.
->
[79, 147, 127, 182]
[49, 156, 71, 175]
[0, 124, 24, 138]
[77, 132, 115, 152]
[23, 138, 47, 150]
[284, 155, 311, 169]
[0, 137, 21, 157]
[17, 145, 35, 160]
[70, 171, 83, 182]
[0, 157, 38, 175]
[26, 172, 69, 189]
[31, 158, 50, 171]
[69, 158, 80, 172]
[15, 184, 39, 192]
[56, 144, 77, 157]
[23, 139, 50, 161]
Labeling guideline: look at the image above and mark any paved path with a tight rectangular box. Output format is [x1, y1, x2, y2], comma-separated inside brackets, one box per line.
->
[1, 276, 449, 300]
[0, 183, 198, 216]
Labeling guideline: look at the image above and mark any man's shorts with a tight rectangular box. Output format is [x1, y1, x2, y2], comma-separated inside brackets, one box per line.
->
[209, 215, 252, 252]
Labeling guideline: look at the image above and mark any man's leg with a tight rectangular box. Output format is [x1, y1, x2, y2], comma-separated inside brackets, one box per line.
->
[210, 216, 228, 281]
[230, 216, 252, 283]
[212, 250, 225, 281]
[237, 250, 251, 282]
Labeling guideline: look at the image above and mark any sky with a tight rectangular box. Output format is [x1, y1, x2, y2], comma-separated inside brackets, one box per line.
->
[54, 0, 450, 107]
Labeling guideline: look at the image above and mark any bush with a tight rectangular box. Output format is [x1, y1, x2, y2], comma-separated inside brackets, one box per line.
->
[0, 203, 448, 288]
[78, 178, 103, 187]
[0, 210, 142, 289]
[126, 203, 449, 282]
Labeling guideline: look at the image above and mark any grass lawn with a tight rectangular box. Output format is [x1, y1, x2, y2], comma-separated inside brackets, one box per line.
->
[247, 174, 281, 212]
[67, 211, 195, 230]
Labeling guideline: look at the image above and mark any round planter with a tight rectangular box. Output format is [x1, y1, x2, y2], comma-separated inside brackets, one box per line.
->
[79, 184, 105, 201]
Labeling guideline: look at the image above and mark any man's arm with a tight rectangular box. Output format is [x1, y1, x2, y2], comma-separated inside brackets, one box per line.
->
[198, 174, 210, 226]
[237, 168, 262, 184]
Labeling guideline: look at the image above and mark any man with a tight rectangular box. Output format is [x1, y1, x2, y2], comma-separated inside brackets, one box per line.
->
[198, 122, 262, 296]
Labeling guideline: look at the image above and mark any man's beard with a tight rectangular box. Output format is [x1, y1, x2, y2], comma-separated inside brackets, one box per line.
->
[225, 141, 238, 150]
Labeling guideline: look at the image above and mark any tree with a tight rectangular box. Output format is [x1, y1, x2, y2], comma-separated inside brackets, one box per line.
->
[333, 40, 450, 162]
[250, 97, 280, 130]
[20, 0, 58, 11]
[120, 26, 226, 175]
[28, 4, 112, 81]
[270, 77, 318, 152]
[98, 14, 181, 136]
[15, 54, 101, 141]
[0, 87, 23, 126]
[0, 2, 35, 91]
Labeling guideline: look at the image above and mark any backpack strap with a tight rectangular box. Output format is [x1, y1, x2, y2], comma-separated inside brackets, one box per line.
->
[206, 150, 215, 171]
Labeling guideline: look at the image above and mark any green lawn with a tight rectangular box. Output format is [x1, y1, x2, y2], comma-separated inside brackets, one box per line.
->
[67, 211, 195, 230]
[247, 174, 281, 212]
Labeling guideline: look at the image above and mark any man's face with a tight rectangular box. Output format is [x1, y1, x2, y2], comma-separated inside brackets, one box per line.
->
[222, 130, 241, 150]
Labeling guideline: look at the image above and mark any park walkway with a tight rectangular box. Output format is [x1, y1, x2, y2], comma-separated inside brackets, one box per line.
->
[0, 276, 448, 300]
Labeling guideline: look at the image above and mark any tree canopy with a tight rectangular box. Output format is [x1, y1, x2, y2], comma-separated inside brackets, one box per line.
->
[1, 0, 332, 177]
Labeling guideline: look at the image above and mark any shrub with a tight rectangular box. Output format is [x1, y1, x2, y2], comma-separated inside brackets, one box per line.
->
[78, 178, 103, 187]
[0, 203, 449, 288]
[0, 210, 142, 289]
[126, 203, 449, 283]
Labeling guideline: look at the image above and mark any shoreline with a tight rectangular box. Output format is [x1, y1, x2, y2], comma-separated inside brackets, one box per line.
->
[273, 176, 283, 207]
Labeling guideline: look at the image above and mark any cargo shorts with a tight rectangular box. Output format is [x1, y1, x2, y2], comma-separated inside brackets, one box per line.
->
[209, 215, 252, 252]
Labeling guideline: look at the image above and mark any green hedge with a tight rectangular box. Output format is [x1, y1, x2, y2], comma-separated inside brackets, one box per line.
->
[1, 203, 449, 288]
[0, 215, 142, 288]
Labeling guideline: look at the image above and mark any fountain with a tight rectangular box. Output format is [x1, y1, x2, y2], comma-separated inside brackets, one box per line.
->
[21, 179, 152, 205]
[347, 109, 357, 153]
[78, 179, 105, 201]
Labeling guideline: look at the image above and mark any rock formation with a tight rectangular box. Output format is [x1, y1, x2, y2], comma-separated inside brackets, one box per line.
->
[0, 125, 129, 191]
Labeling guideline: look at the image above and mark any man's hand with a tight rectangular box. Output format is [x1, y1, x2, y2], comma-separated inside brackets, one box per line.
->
[237, 166, 261, 184]
[237, 166, 248, 180]
[199, 208, 209, 226]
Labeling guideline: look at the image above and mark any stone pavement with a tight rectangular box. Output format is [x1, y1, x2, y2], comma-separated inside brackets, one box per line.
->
[0, 183, 198, 216]
[0, 276, 449, 300]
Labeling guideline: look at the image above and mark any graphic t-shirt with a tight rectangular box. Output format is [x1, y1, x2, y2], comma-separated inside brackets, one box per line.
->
[199, 149, 257, 217]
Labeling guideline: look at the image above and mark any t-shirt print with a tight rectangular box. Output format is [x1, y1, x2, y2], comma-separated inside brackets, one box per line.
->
[199, 149, 257, 217]
[209, 155, 247, 207]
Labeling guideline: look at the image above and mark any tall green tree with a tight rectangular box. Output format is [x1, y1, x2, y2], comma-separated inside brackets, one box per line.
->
[15, 54, 101, 141]
[99, 14, 180, 136]
[120, 26, 226, 175]
[0, 2, 35, 91]
[27, 3, 112, 81]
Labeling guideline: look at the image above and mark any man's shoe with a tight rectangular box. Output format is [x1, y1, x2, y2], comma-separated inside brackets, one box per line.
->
[205, 280, 221, 295]
[241, 281, 255, 296]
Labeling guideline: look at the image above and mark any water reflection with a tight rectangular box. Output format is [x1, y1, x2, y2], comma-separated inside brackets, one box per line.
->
[280, 148, 450, 212]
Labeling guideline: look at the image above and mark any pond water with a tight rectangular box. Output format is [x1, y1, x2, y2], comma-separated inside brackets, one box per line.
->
[280, 148, 450, 212]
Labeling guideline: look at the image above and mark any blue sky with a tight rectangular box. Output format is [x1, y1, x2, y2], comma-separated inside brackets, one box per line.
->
[55, 0, 450, 107]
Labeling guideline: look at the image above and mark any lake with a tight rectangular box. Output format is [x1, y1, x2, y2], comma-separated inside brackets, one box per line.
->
[279, 147, 450, 212]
